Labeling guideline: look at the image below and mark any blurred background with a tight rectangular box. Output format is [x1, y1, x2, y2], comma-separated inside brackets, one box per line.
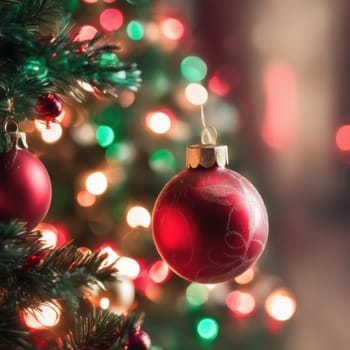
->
[27, 0, 350, 349]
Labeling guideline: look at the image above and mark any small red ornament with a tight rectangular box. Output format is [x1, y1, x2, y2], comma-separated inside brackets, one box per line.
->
[0, 146, 52, 230]
[152, 144, 268, 284]
[35, 93, 63, 128]
[126, 329, 151, 350]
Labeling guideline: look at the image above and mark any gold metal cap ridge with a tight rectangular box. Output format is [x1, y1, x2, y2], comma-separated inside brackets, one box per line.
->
[186, 144, 229, 168]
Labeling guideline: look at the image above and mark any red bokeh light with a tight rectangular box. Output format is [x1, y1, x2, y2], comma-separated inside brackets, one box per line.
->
[336, 125, 350, 151]
[100, 8, 124, 32]
[262, 62, 298, 149]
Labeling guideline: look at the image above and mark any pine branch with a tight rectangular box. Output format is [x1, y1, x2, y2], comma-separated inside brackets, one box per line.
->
[0, 223, 117, 310]
[0, 0, 64, 36]
[0, 306, 32, 350]
[58, 308, 143, 350]
[0, 23, 141, 123]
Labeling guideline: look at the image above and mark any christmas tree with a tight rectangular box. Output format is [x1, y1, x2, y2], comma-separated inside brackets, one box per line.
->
[0, 1, 297, 349]
[0, 1, 151, 349]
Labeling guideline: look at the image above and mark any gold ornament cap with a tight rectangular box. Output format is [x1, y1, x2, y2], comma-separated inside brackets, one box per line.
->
[186, 144, 229, 168]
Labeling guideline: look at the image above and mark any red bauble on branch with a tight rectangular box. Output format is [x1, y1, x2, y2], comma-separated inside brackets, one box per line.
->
[152, 144, 268, 284]
[0, 138, 52, 230]
[126, 329, 152, 350]
[35, 93, 63, 128]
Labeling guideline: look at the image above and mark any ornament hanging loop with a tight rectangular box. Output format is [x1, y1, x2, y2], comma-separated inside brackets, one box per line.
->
[1, 118, 28, 149]
[200, 104, 217, 145]
[3, 118, 19, 133]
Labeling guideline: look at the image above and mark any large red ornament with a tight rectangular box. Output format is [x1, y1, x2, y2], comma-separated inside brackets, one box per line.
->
[0, 147, 52, 230]
[152, 144, 268, 284]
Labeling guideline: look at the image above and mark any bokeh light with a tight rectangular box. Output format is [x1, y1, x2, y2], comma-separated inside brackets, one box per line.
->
[208, 65, 239, 96]
[71, 123, 96, 146]
[75, 25, 98, 41]
[185, 83, 208, 105]
[98, 245, 119, 268]
[96, 125, 115, 147]
[125, 0, 149, 4]
[149, 149, 177, 173]
[196, 318, 219, 341]
[149, 260, 170, 283]
[186, 283, 209, 307]
[107, 276, 135, 314]
[115, 257, 140, 279]
[100, 8, 124, 32]
[265, 288, 296, 321]
[100, 297, 110, 309]
[86, 171, 108, 195]
[41, 123, 63, 144]
[106, 142, 136, 163]
[336, 124, 350, 151]
[127, 20, 144, 40]
[262, 62, 298, 149]
[160, 18, 184, 40]
[146, 110, 172, 134]
[126, 206, 151, 228]
[76, 190, 96, 207]
[180, 55, 207, 82]
[226, 291, 256, 317]
[22, 300, 61, 329]
[40, 226, 58, 249]
[234, 267, 256, 285]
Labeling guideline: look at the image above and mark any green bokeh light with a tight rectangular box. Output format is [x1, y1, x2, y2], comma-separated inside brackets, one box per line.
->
[197, 318, 219, 341]
[186, 283, 209, 307]
[106, 142, 134, 162]
[96, 125, 115, 148]
[149, 149, 177, 173]
[65, 0, 79, 12]
[180, 55, 207, 82]
[127, 21, 144, 41]
[125, 0, 149, 4]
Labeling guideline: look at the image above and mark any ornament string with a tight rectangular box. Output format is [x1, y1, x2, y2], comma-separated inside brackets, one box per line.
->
[200, 104, 217, 145]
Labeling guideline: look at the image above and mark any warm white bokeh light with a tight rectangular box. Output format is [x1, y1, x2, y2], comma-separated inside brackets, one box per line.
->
[234, 267, 256, 285]
[86, 171, 108, 195]
[146, 111, 171, 134]
[40, 228, 58, 249]
[22, 301, 61, 329]
[265, 288, 296, 321]
[126, 206, 151, 228]
[115, 257, 140, 279]
[76, 190, 96, 207]
[160, 18, 185, 40]
[99, 297, 110, 310]
[41, 123, 63, 143]
[185, 83, 208, 105]
[99, 246, 119, 268]
[71, 123, 96, 146]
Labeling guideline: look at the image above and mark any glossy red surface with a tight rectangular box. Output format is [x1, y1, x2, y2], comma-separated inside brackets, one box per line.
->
[0, 148, 52, 230]
[152, 165, 268, 283]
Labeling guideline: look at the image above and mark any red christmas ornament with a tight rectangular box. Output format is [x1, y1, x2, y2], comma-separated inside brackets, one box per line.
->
[0, 146, 52, 230]
[126, 329, 151, 350]
[152, 144, 268, 284]
[35, 93, 63, 128]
